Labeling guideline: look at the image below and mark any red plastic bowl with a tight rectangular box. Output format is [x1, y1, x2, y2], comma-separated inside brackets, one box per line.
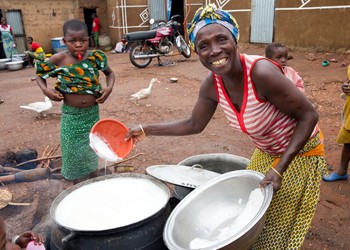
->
[90, 118, 133, 158]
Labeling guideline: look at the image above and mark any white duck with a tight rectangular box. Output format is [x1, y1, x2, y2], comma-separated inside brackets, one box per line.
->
[130, 78, 160, 106]
[20, 96, 53, 118]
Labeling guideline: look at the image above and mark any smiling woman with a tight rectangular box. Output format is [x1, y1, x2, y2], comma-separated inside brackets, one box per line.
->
[124, 3, 327, 250]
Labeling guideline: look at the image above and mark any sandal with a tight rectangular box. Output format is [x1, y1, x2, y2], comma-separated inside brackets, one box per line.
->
[322, 172, 348, 182]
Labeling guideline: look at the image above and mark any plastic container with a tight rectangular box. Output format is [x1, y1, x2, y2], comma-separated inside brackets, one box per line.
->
[26, 240, 46, 250]
[90, 118, 133, 160]
[51, 37, 67, 53]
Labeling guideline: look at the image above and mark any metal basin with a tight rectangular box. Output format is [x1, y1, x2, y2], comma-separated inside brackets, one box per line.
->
[6, 61, 24, 71]
[0, 58, 11, 70]
[174, 153, 250, 200]
[163, 170, 273, 250]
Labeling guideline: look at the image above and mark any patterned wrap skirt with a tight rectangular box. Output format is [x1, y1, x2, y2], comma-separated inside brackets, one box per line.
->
[247, 132, 327, 250]
[60, 104, 99, 180]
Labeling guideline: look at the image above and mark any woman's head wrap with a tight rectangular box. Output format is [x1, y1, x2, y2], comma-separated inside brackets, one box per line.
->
[187, 4, 239, 51]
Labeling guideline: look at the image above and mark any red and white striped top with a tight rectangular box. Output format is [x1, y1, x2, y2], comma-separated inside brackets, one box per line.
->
[213, 54, 318, 155]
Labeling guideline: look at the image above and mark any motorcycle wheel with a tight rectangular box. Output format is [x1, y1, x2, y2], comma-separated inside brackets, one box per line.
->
[176, 36, 191, 59]
[129, 45, 152, 68]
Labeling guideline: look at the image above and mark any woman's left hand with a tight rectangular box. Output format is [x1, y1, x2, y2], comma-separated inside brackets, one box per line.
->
[260, 168, 283, 192]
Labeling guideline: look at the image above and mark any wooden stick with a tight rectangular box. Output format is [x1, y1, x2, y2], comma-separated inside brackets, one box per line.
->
[16, 155, 62, 167]
[45, 144, 60, 168]
[41, 145, 49, 158]
[107, 153, 145, 168]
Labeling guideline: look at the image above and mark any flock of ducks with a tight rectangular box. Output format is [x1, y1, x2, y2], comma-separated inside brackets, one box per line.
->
[19, 78, 160, 118]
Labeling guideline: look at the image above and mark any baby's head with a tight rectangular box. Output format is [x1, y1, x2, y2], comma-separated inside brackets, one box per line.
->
[265, 42, 288, 68]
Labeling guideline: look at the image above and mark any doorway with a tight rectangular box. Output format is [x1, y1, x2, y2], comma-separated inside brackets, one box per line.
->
[84, 8, 97, 47]
[169, 0, 184, 35]
[0, 9, 5, 58]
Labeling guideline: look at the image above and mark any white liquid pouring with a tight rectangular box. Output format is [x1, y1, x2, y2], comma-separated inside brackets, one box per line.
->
[89, 133, 122, 162]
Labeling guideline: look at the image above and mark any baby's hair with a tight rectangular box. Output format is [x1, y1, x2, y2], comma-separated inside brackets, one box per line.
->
[63, 19, 88, 36]
[27, 36, 33, 42]
[265, 42, 287, 59]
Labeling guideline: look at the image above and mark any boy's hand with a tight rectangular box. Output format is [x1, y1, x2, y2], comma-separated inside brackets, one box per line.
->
[44, 90, 64, 102]
[96, 86, 113, 103]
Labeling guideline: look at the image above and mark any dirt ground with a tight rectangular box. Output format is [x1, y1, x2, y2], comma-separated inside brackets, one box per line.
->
[0, 43, 350, 249]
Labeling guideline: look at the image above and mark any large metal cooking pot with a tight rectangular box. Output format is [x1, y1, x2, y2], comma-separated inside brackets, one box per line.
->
[50, 173, 171, 250]
[174, 153, 250, 200]
[163, 170, 273, 250]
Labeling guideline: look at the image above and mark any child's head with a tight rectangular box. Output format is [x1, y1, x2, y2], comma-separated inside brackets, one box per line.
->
[26, 36, 34, 44]
[63, 19, 88, 37]
[265, 42, 288, 68]
[62, 19, 89, 58]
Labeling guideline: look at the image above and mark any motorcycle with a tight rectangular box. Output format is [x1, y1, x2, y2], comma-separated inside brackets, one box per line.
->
[123, 15, 191, 68]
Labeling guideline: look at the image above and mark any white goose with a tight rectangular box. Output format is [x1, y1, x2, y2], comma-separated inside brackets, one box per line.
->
[20, 96, 53, 118]
[130, 78, 160, 106]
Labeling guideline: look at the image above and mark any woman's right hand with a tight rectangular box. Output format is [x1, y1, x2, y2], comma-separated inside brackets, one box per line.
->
[125, 125, 146, 143]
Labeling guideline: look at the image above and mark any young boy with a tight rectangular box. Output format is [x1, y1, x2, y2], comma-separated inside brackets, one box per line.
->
[24, 36, 45, 66]
[265, 42, 305, 93]
[35, 19, 115, 184]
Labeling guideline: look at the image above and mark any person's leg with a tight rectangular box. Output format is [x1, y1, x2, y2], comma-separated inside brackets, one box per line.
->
[338, 143, 350, 175]
[25, 51, 34, 66]
[93, 32, 99, 48]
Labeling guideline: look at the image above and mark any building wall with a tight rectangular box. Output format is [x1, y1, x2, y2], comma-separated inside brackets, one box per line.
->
[1, 0, 348, 53]
[106, 0, 349, 50]
[274, 0, 350, 48]
[0, 0, 108, 53]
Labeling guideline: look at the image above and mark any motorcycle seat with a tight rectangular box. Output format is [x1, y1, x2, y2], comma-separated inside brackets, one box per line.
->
[124, 30, 157, 42]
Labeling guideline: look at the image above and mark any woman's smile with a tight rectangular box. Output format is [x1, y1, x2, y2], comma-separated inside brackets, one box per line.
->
[211, 57, 228, 67]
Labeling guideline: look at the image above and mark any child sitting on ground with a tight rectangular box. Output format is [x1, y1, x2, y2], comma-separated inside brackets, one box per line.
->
[25, 36, 46, 67]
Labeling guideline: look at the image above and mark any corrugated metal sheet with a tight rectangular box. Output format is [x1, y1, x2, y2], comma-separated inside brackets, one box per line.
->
[149, 0, 167, 29]
[250, 0, 275, 44]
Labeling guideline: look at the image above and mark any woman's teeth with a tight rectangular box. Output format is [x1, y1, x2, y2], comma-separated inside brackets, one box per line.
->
[212, 58, 227, 66]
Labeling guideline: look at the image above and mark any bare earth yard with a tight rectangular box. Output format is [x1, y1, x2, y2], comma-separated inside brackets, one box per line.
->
[0, 43, 349, 249]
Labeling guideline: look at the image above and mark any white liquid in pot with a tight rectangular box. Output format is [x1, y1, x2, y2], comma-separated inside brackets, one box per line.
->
[189, 188, 264, 249]
[55, 177, 169, 231]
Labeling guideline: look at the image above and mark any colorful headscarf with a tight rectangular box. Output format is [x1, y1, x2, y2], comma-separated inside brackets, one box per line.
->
[187, 4, 240, 51]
